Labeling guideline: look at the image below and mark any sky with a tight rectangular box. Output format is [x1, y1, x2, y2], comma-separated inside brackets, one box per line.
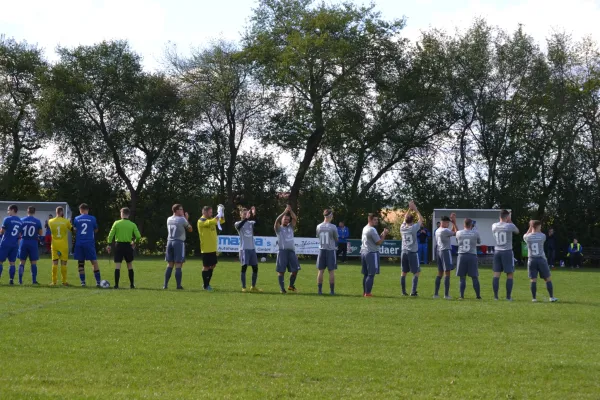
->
[2, 0, 600, 71]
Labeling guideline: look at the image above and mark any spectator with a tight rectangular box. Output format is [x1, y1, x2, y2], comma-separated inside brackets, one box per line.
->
[417, 223, 430, 264]
[567, 238, 583, 269]
[545, 228, 557, 268]
[336, 221, 350, 263]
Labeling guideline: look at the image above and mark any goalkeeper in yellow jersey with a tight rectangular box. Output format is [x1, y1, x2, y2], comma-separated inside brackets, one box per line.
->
[197, 205, 225, 291]
[47, 206, 72, 286]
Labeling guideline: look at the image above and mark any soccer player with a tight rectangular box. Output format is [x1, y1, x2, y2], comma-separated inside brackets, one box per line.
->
[235, 206, 262, 293]
[18, 206, 43, 285]
[197, 205, 225, 291]
[73, 203, 102, 287]
[492, 209, 520, 301]
[274, 205, 301, 293]
[434, 214, 458, 299]
[456, 218, 482, 299]
[400, 201, 424, 296]
[316, 208, 338, 295]
[106, 207, 141, 289]
[361, 213, 389, 297]
[524, 220, 558, 302]
[163, 204, 192, 290]
[48, 207, 72, 286]
[0, 204, 24, 285]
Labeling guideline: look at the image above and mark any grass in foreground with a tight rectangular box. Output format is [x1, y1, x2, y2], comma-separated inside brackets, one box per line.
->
[0, 257, 598, 399]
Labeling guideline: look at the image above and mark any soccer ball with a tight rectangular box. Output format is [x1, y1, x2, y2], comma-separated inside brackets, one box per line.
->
[100, 280, 111, 289]
[260, 257, 267, 263]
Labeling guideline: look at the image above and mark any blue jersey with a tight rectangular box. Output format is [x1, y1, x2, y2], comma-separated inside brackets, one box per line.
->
[74, 214, 98, 244]
[0, 216, 23, 248]
[21, 216, 43, 241]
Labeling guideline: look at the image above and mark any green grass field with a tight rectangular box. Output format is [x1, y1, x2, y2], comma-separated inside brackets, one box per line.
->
[0, 256, 598, 399]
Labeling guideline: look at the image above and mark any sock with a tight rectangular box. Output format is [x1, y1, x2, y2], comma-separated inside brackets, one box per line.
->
[202, 270, 209, 288]
[444, 276, 450, 296]
[175, 268, 182, 288]
[506, 278, 514, 299]
[251, 266, 258, 287]
[493, 277, 500, 298]
[434, 276, 441, 296]
[401, 275, 407, 293]
[472, 277, 481, 297]
[412, 275, 419, 294]
[531, 281, 537, 299]
[94, 270, 101, 285]
[318, 283, 323, 293]
[9, 265, 15, 281]
[51, 265, 58, 284]
[114, 269, 120, 287]
[278, 275, 285, 291]
[78, 261, 85, 284]
[18, 264, 24, 284]
[0, 264, 3, 278]
[60, 265, 67, 284]
[128, 269, 134, 286]
[290, 273, 297, 287]
[362, 275, 367, 294]
[460, 277, 466, 298]
[241, 265, 247, 288]
[207, 269, 214, 285]
[546, 281, 554, 298]
[31, 264, 38, 283]
[330, 283, 334, 293]
[365, 275, 374, 294]
[164, 267, 173, 287]
[79, 273, 86, 284]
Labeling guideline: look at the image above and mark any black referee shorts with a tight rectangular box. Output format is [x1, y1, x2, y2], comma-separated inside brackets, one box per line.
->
[114, 242, 134, 263]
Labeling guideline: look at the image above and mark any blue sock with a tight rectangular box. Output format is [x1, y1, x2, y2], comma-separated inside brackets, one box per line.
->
[434, 276, 442, 295]
[472, 277, 480, 297]
[164, 267, 173, 287]
[365, 275, 374, 294]
[175, 268, 182, 287]
[241, 271, 247, 288]
[18, 264, 24, 284]
[362, 275, 367, 293]
[411, 276, 419, 294]
[94, 271, 101, 285]
[79, 273, 86, 284]
[506, 278, 514, 299]
[531, 281, 537, 299]
[546, 281, 554, 298]
[31, 264, 38, 283]
[289, 273, 297, 287]
[251, 267, 258, 287]
[444, 276, 450, 296]
[493, 277, 500, 298]
[318, 283, 323, 294]
[330, 283, 334, 294]
[278, 275, 285, 291]
[401, 275, 406, 293]
[0, 264, 3, 278]
[9, 265, 16, 281]
[460, 277, 466, 297]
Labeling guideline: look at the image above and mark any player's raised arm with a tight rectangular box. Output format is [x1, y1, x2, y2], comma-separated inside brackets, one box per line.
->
[287, 205, 298, 227]
[375, 228, 388, 246]
[410, 201, 424, 226]
[184, 212, 193, 232]
[274, 208, 287, 232]
[449, 213, 458, 234]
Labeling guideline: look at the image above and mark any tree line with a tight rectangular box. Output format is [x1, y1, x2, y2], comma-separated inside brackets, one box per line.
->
[1, 0, 599, 254]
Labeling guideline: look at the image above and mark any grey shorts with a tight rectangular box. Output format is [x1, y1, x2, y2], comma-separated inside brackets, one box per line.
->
[401, 251, 420, 274]
[437, 249, 454, 272]
[528, 258, 551, 279]
[493, 250, 515, 273]
[276, 249, 301, 273]
[317, 249, 337, 271]
[165, 241, 185, 263]
[361, 252, 380, 275]
[240, 249, 258, 266]
[456, 253, 479, 277]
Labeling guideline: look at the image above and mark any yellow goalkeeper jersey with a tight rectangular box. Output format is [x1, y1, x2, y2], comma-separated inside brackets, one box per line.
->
[197, 217, 224, 253]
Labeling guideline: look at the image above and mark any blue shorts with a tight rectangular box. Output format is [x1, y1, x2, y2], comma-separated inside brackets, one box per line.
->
[437, 249, 454, 272]
[401, 251, 420, 274]
[361, 252, 380, 275]
[165, 241, 185, 263]
[74, 243, 98, 261]
[528, 258, 551, 280]
[0, 246, 18, 263]
[18, 240, 40, 261]
[276, 249, 301, 273]
[493, 250, 515, 273]
[240, 249, 258, 266]
[456, 253, 479, 277]
[317, 249, 337, 271]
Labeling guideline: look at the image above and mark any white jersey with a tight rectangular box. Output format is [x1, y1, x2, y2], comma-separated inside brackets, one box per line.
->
[492, 222, 519, 251]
